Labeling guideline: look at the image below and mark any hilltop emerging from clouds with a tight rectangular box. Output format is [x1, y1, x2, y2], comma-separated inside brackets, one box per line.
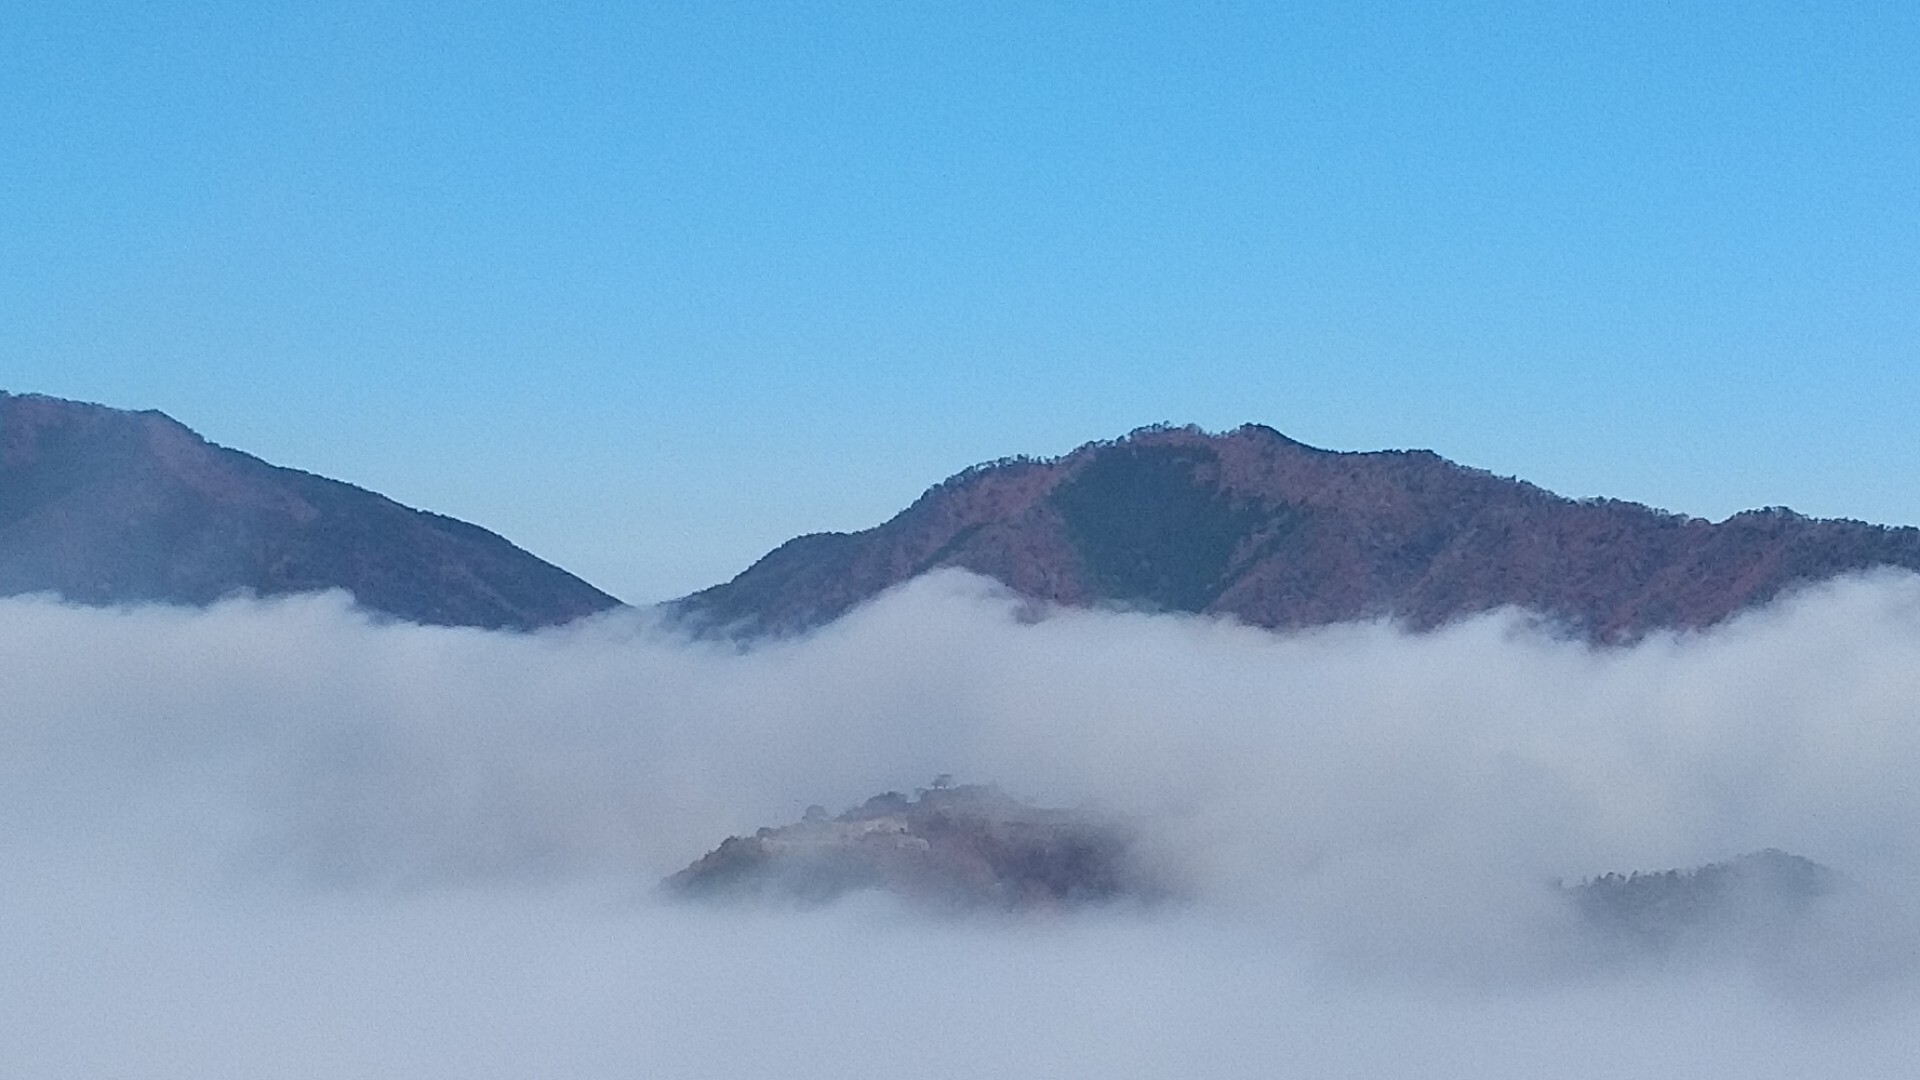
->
[0, 391, 619, 630]
[676, 423, 1920, 642]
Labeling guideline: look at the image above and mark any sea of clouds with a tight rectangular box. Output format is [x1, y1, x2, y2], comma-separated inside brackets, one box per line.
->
[7, 569, 1920, 1077]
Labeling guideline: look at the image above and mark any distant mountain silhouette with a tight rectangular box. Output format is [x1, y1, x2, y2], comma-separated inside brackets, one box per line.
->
[0, 391, 620, 629]
[676, 423, 1920, 640]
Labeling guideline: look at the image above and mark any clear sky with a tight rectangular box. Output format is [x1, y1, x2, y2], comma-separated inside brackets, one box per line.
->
[5, 2, 1915, 603]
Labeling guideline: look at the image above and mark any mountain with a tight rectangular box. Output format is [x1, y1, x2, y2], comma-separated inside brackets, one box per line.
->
[0, 391, 620, 629]
[675, 423, 1920, 640]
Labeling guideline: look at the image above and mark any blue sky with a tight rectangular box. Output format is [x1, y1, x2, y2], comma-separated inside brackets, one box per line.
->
[5, 2, 1915, 602]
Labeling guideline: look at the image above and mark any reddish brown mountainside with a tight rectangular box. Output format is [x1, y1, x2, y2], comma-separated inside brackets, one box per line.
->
[0, 392, 620, 629]
[675, 423, 1920, 641]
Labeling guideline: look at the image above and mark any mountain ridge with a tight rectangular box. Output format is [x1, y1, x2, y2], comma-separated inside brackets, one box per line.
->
[674, 422, 1920, 641]
[11, 393, 1916, 640]
[0, 390, 621, 629]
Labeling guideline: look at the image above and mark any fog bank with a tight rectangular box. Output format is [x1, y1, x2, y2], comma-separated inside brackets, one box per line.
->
[6, 571, 1920, 1075]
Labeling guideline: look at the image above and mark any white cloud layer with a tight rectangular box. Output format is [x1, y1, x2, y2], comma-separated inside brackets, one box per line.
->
[6, 570, 1920, 1077]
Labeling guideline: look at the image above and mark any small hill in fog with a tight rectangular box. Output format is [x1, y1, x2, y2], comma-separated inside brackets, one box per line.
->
[675, 423, 1920, 641]
[665, 783, 1159, 911]
[1568, 849, 1836, 955]
[0, 391, 620, 629]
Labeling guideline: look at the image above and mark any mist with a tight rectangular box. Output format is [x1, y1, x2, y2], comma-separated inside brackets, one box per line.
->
[7, 570, 1920, 1077]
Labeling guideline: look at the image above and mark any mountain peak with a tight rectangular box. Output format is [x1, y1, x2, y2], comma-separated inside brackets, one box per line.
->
[0, 391, 620, 628]
[675, 423, 1920, 640]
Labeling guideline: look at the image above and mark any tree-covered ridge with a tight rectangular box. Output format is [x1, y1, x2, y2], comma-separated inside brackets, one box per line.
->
[675, 422, 1920, 641]
[1568, 850, 1835, 953]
